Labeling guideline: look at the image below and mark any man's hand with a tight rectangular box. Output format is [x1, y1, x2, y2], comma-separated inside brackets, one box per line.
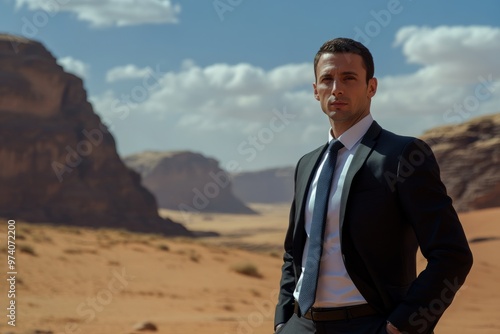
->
[274, 323, 285, 333]
[386, 321, 401, 334]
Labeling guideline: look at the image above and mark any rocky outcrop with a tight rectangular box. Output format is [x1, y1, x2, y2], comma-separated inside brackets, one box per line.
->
[124, 151, 256, 214]
[231, 167, 294, 204]
[0, 34, 190, 236]
[421, 113, 500, 212]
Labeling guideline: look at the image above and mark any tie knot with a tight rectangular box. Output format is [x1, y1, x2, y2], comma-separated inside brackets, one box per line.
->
[328, 140, 344, 153]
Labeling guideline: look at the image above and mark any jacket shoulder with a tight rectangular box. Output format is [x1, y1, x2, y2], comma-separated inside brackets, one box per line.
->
[376, 127, 416, 148]
[373, 126, 431, 156]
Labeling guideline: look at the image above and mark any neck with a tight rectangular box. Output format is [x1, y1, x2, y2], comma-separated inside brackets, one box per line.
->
[329, 112, 370, 138]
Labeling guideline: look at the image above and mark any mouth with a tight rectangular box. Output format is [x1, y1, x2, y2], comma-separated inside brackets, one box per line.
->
[329, 101, 348, 108]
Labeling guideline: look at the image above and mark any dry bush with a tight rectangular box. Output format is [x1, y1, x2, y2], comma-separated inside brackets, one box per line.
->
[269, 251, 281, 258]
[32, 234, 53, 243]
[230, 262, 262, 278]
[189, 250, 201, 262]
[63, 248, 98, 255]
[249, 288, 261, 297]
[157, 244, 170, 252]
[20, 244, 37, 256]
[221, 304, 234, 311]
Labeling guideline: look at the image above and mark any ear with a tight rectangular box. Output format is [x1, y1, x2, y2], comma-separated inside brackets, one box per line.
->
[367, 77, 377, 98]
[313, 82, 320, 101]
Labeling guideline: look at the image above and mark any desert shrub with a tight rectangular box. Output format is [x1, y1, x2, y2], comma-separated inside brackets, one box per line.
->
[189, 250, 201, 262]
[20, 244, 37, 256]
[269, 251, 281, 258]
[249, 288, 261, 297]
[63, 248, 98, 255]
[157, 244, 170, 252]
[32, 234, 52, 243]
[231, 262, 262, 278]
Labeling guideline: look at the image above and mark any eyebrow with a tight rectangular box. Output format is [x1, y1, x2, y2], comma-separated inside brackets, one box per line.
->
[341, 71, 358, 76]
[319, 71, 359, 78]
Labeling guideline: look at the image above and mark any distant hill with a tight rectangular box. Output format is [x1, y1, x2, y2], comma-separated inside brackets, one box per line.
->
[420, 113, 500, 212]
[126, 112, 500, 215]
[124, 151, 256, 214]
[231, 167, 295, 204]
[231, 113, 500, 212]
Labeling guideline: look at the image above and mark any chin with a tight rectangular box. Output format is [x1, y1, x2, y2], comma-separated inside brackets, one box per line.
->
[327, 110, 346, 118]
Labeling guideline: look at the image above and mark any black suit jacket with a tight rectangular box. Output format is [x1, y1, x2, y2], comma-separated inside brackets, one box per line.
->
[275, 121, 473, 334]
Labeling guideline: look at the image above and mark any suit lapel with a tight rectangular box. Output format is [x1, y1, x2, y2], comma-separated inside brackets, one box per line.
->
[339, 122, 382, 231]
[293, 144, 328, 238]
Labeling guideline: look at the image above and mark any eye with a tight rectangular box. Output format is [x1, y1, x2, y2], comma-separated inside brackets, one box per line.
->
[344, 76, 356, 81]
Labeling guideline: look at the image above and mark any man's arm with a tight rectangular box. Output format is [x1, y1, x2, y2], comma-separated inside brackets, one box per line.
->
[274, 196, 297, 327]
[274, 159, 302, 328]
[388, 139, 473, 333]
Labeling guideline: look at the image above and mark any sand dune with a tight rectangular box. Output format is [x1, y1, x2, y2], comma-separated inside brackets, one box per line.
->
[0, 205, 498, 333]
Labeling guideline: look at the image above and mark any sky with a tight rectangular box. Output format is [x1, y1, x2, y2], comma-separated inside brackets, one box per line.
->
[1, 0, 499, 172]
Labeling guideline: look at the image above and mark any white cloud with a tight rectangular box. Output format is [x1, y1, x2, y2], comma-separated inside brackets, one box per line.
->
[106, 64, 154, 82]
[57, 56, 90, 79]
[393, 25, 500, 83]
[374, 25, 500, 132]
[91, 60, 320, 170]
[15, 0, 181, 27]
[94, 60, 317, 128]
[91, 25, 500, 171]
[143, 61, 314, 126]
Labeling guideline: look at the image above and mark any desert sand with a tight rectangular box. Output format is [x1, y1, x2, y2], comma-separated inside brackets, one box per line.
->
[0, 204, 499, 333]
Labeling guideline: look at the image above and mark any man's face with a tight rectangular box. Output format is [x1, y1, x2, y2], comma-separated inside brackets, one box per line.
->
[313, 53, 377, 131]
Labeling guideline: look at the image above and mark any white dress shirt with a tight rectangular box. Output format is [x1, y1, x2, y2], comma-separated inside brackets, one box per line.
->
[293, 114, 374, 307]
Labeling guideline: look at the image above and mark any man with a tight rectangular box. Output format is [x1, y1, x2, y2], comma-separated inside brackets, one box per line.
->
[274, 38, 473, 334]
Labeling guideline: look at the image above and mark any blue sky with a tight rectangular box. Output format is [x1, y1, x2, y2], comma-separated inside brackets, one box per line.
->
[1, 0, 499, 171]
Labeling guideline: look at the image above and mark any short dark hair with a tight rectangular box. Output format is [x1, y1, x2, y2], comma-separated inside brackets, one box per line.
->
[314, 38, 374, 83]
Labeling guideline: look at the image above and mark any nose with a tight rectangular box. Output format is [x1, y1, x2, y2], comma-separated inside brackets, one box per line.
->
[331, 79, 343, 96]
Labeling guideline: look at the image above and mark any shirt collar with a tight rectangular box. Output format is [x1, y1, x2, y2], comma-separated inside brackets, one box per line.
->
[328, 114, 374, 150]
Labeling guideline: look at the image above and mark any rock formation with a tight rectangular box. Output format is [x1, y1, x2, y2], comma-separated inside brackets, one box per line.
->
[231, 167, 294, 204]
[124, 151, 256, 214]
[0, 34, 190, 236]
[421, 113, 500, 212]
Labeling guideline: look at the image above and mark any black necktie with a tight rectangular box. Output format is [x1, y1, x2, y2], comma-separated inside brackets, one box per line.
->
[298, 139, 344, 316]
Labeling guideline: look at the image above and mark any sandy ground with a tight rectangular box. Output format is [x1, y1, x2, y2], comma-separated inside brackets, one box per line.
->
[0, 204, 498, 334]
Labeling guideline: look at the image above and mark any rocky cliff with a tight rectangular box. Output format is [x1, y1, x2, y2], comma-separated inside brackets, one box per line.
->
[421, 113, 500, 212]
[0, 34, 190, 236]
[231, 167, 294, 204]
[124, 151, 256, 214]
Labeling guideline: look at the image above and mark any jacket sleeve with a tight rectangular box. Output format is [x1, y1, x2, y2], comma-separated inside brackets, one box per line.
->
[387, 139, 473, 334]
[274, 158, 302, 327]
